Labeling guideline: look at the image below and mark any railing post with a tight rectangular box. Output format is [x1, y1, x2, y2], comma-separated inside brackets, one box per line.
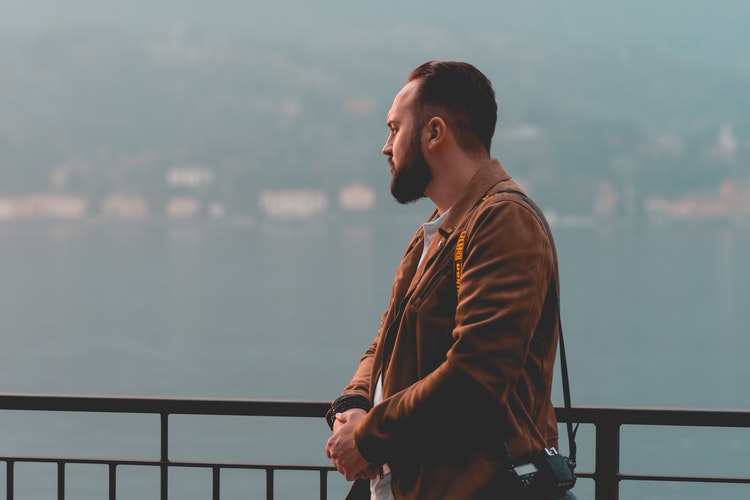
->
[161, 412, 169, 500]
[594, 420, 621, 500]
[7, 460, 14, 500]
[58, 462, 65, 500]
[109, 463, 117, 500]
[266, 468, 274, 500]
[319, 469, 328, 500]
[213, 466, 220, 500]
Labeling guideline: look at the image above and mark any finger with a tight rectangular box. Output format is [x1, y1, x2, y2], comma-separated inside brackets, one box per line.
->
[368, 465, 380, 480]
[325, 437, 335, 459]
[337, 463, 350, 478]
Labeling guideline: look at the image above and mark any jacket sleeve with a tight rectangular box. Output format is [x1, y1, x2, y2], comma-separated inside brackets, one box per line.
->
[340, 228, 425, 401]
[341, 318, 383, 399]
[353, 197, 555, 464]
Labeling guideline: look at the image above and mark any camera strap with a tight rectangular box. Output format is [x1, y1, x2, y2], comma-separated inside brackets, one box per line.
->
[503, 190, 577, 466]
[455, 189, 578, 466]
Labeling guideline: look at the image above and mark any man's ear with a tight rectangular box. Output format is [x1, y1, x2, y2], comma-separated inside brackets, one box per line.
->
[425, 117, 446, 148]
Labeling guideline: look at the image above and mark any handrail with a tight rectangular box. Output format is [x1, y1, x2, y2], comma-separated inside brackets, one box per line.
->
[0, 392, 331, 417]
[555, 405, 750, 499]
[557, 405, 750, 428]
[1, 393, 749, 499]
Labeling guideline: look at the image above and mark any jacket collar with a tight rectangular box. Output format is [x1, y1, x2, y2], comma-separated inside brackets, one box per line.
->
[410, 158, 512, 284]
[437, 158, 511, 237]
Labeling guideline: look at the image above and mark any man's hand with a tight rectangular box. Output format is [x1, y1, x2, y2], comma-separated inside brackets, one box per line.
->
[325, 409, 377, 481]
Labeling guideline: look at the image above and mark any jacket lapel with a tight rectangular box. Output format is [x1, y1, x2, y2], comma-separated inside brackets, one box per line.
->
[404, 159, 512, 296]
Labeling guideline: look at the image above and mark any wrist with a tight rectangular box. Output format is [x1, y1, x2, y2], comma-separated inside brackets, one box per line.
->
[326, 394, 371, 430]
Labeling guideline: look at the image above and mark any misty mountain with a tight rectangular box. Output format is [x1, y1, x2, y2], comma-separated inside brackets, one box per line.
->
[0, 1, 748, 214]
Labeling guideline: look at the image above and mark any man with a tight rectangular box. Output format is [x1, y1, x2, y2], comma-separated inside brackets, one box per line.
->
[326, 61, 561, 499]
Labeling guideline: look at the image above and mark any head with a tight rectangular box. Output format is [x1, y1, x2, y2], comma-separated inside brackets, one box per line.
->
[407, 61, 497, 155]
[383, 61, 498, 204]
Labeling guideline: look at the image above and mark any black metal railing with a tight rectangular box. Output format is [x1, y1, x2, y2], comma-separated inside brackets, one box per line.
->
[556, 405, 750, 499]
[1, 393, 749, 499]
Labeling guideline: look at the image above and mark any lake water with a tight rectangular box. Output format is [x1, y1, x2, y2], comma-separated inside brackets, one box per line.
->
[1, 215, 749, 499]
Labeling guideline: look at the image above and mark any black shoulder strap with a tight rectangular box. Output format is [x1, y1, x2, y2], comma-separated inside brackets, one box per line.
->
[454, 189, 577, 465]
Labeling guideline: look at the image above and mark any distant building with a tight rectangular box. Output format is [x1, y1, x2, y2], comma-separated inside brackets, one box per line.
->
[338, 184, 376, 211]
[717, 124, 738, 158]
[166, 197, 202, 219]
[499, 124, 541, 141]
[709, 124, 738, 160]
[644, 178, 748, 221]
[16, 193, 88, 220]
[0, 197, 17, 220]
[593, 180, 620, 217]
[718, 179, 748, 215]
[258, 189, 328, 219]
[101, 194, 149, 219]
[167, 167, 215, 189]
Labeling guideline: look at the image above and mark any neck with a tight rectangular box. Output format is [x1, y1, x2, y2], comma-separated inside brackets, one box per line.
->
[426, 154, 490, 214]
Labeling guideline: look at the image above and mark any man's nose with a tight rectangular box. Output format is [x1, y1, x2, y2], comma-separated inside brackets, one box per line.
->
[382, 138, 392, 157]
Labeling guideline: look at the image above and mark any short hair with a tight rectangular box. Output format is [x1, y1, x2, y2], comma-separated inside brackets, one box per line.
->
[407, 61, 498, 154]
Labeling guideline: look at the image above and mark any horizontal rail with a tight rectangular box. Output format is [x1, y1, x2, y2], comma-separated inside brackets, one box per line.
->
[3, 393, 748, 427]
[556, 405, 750, 428]
[0, 455, 335, 472]
[1, 393, 750, 500]
[0, 392, 331, 417]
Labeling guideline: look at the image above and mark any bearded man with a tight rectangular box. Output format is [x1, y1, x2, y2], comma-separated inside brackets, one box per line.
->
[326, 61, 562, 500]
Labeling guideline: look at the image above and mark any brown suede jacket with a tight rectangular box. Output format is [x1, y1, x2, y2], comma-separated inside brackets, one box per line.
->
[342, 159, 560, 499]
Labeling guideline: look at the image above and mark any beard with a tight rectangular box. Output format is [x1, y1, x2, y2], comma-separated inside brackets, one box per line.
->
[389, 130, 432, 204]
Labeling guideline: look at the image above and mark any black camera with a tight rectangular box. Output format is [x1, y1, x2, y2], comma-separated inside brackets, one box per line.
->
[510, 447, 576, 499]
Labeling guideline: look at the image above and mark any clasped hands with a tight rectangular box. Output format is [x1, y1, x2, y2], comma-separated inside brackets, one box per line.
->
[325, 409, 380, 481]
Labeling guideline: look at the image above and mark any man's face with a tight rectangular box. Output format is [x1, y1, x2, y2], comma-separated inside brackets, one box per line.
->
[382, 82, 432, 204]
